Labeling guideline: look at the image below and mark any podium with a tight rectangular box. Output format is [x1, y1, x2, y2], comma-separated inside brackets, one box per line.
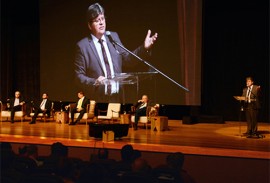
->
[94, 72, 158, 103]
[234, 96, 264, 139]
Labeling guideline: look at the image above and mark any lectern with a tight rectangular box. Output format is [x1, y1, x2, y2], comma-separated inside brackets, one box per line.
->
[95, 72, 158, 104]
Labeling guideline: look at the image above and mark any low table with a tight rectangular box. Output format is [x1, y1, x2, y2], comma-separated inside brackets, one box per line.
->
[120, 114, 130, 124]
[55, 111, 68, 124]
[151, 116, 168, 131]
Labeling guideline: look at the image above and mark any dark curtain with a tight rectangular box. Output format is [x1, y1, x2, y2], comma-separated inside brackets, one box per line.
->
[0, 0, 40, 104]
[177, 0, 202, 105]
[202, 0, 269, 121]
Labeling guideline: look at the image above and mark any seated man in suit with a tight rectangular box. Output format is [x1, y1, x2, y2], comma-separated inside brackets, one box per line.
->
[30, 93, 52, 124]
[9, 91, 25, 123]
[69, 91, 89, 125]
[134, 95, 149, 130]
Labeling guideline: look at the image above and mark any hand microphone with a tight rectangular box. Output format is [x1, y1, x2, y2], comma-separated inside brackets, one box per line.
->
[106, 31, 119, 54]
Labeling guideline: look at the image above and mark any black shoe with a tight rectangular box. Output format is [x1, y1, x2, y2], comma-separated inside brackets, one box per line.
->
[11, 121, 14, 124]
[247, 133, 257, 138]
[246, 135, 252, 138]
[69, 122, 76, 125]
[29, 121, 36, 124]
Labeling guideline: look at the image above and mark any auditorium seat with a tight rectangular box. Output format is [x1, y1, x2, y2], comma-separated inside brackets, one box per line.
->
[130, 104, 159, 129]
[30, 102, 55, 122]
[97, 103, 121, 123]
[68, 100, 96, 124]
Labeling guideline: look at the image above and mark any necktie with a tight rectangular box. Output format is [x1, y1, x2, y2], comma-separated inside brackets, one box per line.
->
[77, 98, 82, 108]
[247, 87, 251, 103]
[99, 39, 112, 95]
[98, 39, 111, 79]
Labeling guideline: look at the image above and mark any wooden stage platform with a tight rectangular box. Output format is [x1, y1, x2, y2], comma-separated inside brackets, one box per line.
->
[0, 119, 269, 160]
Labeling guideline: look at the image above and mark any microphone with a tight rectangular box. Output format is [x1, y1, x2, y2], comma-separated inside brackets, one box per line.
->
[106, 31, 119, 54]
[105, 31, 116, 44]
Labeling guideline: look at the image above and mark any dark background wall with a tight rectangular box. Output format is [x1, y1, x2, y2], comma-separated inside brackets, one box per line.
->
[201, 0, 269, 122]
[1, 0, 269, 122]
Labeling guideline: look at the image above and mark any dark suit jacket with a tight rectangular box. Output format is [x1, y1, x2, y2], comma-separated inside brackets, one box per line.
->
[134, 101, 149, 110]
[74, 31, 149, 87]
[39, 99, 52, 111]
[242, 85, 261, 109]
[9, 97, 25, 108]
[75, 97, 89, 110]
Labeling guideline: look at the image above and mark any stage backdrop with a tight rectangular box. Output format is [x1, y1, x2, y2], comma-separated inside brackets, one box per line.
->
[1, 0, 268, 121]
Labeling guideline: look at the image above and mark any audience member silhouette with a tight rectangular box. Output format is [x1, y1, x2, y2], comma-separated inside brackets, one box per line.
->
[121, 157, 153, 183]
[41, 142, 69, 175]
[90, 148, 116, 177]
[1, 143, 197, 183]
[118, 144, 135, 170]
[18, 144, 43, 166]
[154, 152, 196, 183]
[0, 142, 16, 171]
[131, 157, 151, 173]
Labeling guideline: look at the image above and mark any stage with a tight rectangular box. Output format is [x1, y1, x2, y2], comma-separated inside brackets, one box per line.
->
[0, 118, 269, 160]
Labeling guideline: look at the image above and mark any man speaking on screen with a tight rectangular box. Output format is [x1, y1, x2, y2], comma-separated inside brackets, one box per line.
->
[74, 3, 158, 102]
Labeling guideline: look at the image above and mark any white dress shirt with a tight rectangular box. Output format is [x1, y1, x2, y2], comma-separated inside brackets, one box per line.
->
[92, 34, 119, 94]
[40, 99, 47, 110]
[92, 34, 115, 78]
[14, 98, 20, 106]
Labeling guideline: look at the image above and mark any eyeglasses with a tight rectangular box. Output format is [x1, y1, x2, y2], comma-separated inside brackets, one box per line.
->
[92, 16, 105, 24]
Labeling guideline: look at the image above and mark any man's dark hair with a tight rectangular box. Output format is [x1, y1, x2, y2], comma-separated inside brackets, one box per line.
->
[51, 142, 68, 157]
[78, 91, 84, 95]
[86, 3, 104, 22]
[166, 152, 185, 170]
[121, 144, 134, 161]
[246, 76, 254, 82]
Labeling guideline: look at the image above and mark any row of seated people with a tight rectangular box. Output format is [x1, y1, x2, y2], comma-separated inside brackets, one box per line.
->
[1, 142, 196, 183]
[0, 91, 159, 129]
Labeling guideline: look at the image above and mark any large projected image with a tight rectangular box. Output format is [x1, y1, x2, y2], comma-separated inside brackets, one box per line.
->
[40, 0, 201, 105]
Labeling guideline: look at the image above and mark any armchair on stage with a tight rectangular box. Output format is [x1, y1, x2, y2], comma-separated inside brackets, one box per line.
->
[30, 102, 55, 122]
[0, 101, 26, 123]
[130, 104, 159, 129]
[68, 100, 96, 124]
[97, 103, 121, 123]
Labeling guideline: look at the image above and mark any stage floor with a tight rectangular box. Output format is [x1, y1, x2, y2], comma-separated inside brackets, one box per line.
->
[0, 119, 269, 159]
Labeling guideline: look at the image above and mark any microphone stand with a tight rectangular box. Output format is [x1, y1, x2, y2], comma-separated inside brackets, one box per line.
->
[112, 41, 189, 92]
